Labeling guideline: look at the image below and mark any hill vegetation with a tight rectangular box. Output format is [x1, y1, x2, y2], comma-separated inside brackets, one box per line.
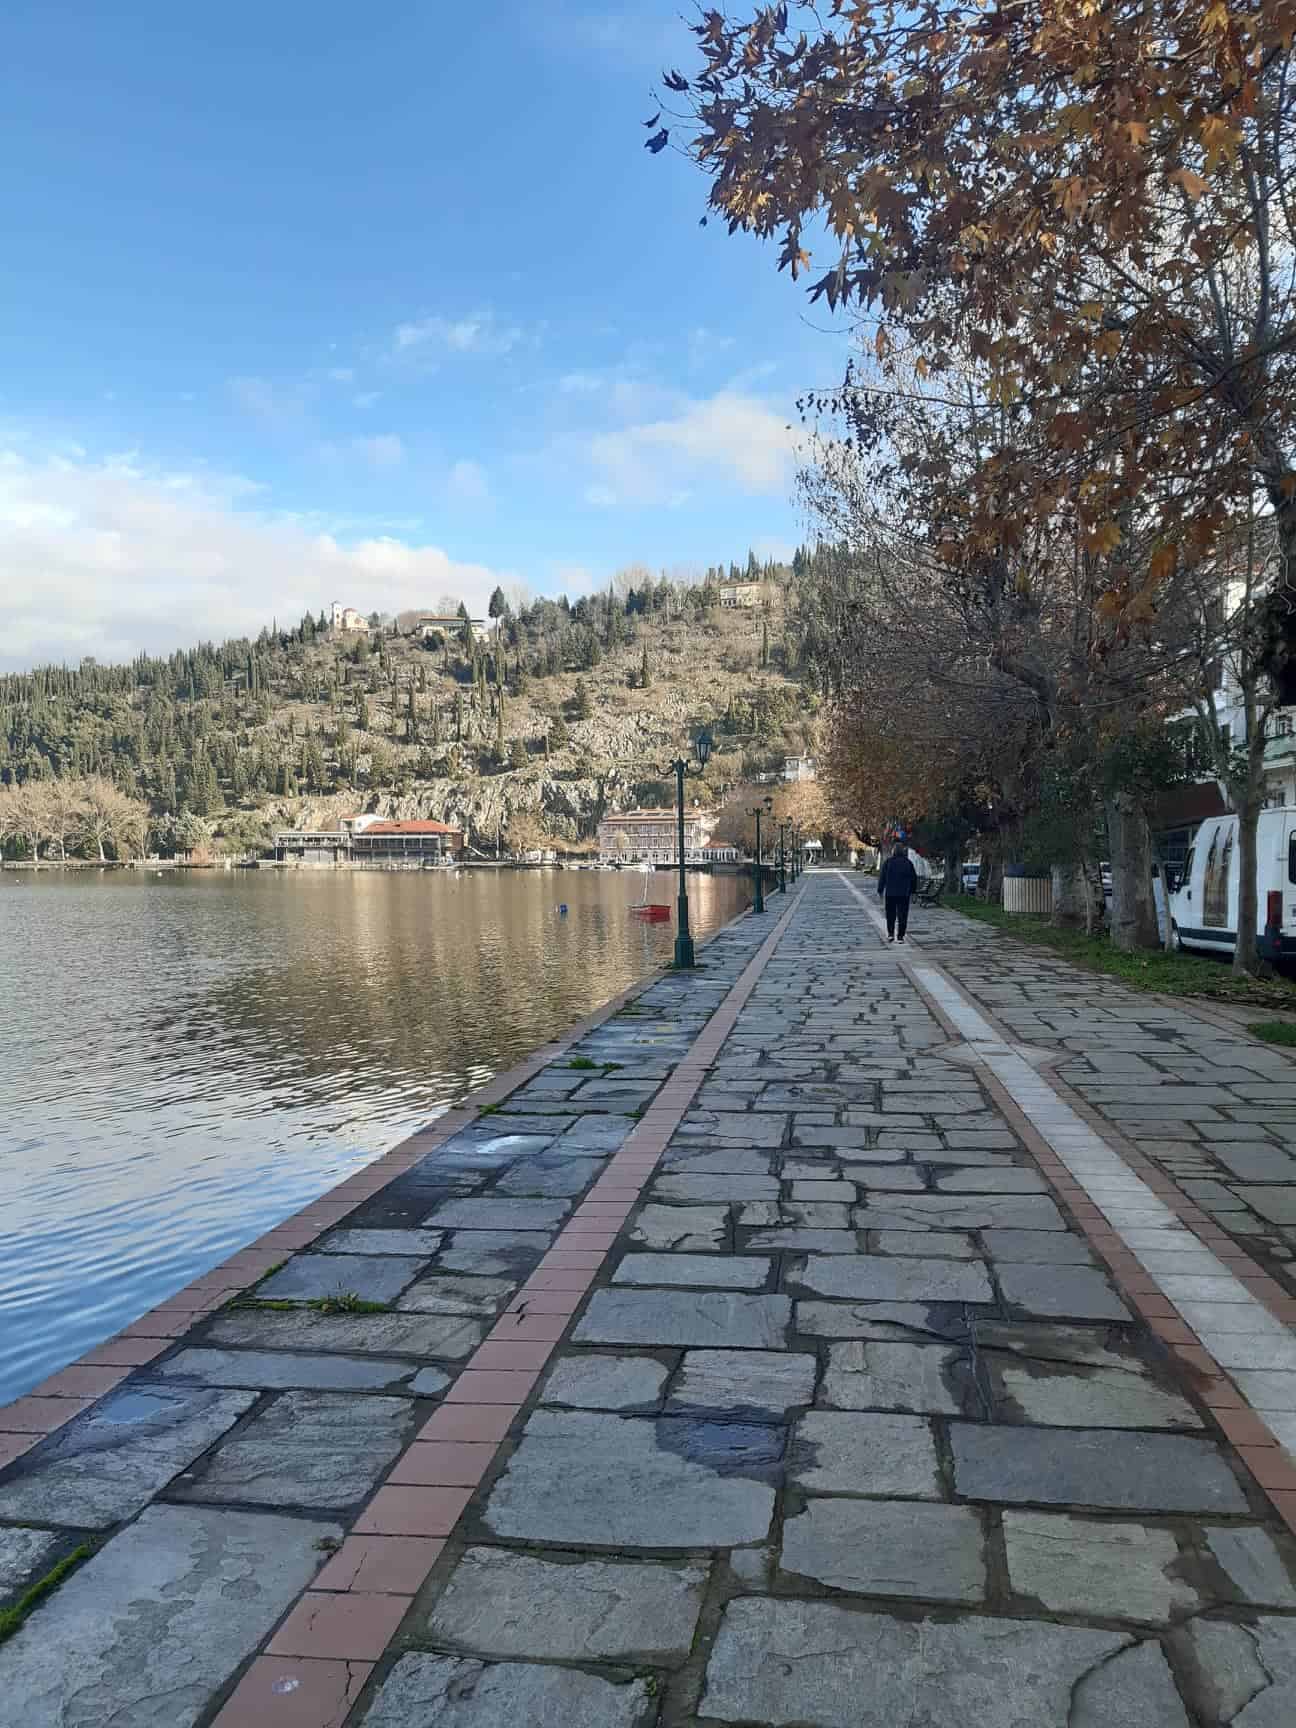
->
[0, 551, 840, 861]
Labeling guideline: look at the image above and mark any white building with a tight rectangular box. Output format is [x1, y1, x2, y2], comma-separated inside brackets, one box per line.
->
[598, 808, 717, 865]
[407, 613, 495, 645]
[783, 755, 817, 782]
[331, 602, 370, 633]
[718, 582, 763, 608]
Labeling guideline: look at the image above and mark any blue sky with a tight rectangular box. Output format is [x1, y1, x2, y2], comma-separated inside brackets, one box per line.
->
[0, 1, 850, 669]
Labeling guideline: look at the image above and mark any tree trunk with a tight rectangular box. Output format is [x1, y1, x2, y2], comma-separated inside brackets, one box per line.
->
[1050, 864, 1088, 927]
[1104, 794, 1160, 950]
[944, 841, 961, 888]
[980, 845, 1004, 905]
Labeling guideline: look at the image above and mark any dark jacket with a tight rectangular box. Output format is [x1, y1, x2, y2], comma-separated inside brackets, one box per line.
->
[878, 852, 918, 899]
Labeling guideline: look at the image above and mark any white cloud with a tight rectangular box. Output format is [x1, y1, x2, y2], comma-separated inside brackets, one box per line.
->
[0, 447, 517, 671]
[327, 366, 355, 383]
[447, 458, 489, 502]
[353, 390, 382, 409]
[228, 374, 294, 422]
[589, 391, 797, 506]
[584, 483, 617, 509]
[394, 311, 523, 357]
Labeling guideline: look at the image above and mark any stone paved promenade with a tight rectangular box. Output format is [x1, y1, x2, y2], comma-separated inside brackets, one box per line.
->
[3, 873, 1296, 1725]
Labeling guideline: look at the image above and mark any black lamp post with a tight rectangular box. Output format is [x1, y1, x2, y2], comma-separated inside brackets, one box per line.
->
[794, 822, 802, 880]
[749, 795, 773, 913]
[671, 727, 713, 968]
[778, 819, 788, 893]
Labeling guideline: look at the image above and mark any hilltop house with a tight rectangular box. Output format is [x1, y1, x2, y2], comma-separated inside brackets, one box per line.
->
[783, 755, 817, 782]
[718, 582, 763, 609]
[330, 602, 371, 634]
[405, 613, 495, 645]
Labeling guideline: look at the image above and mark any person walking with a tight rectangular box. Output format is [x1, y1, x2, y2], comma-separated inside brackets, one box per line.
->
[878, 839, 918, 943]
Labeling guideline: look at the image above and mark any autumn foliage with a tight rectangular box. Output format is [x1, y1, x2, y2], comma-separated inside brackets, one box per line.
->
[665, 0, 1296, 602]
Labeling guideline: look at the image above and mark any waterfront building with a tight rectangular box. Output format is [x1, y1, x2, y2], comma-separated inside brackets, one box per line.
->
[273, 814, 464, 864]
[597, 808, 716, 866]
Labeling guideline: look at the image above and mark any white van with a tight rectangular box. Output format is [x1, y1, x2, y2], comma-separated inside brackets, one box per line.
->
[1168, 810, 1296, 959]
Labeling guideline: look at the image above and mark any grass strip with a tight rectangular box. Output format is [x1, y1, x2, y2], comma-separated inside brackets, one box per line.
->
[946, 895, 1296, 1008]
[0, 1544, 95, 1646]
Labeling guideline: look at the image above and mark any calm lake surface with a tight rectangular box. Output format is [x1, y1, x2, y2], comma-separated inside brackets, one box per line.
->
[0, 867, 749, 1402]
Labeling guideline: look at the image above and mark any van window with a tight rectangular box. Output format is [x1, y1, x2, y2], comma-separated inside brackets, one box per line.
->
[1289, 832, 1296, 884]
[1181, 847, 1194, 887]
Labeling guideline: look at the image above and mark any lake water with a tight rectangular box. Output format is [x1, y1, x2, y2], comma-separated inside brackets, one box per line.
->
[0, 867, 749, 1403]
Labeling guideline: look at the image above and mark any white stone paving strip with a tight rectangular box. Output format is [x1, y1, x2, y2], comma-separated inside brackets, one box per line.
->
[834, 871, 1296, 1457]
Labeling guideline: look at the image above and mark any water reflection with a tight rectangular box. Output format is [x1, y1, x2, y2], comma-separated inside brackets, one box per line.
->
[0, 868, 749, 1401]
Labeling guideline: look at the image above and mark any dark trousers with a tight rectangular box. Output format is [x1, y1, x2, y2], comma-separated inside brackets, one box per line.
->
[885, 895, 910, 940]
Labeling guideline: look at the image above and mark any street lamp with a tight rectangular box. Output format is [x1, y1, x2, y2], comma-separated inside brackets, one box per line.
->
[670, 727, 713, 968]
[778, 819, 789, 893]
[749, 794, 773, 913]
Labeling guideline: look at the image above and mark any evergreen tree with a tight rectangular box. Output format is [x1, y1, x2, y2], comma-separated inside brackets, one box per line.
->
[761, 620, 770, 668]
[488, 586, 507, 619]
[574, 679, 592, 720]
[406, 686, 417, 744]
[454, 690, 465, 741]
[640, 644, 651, 689]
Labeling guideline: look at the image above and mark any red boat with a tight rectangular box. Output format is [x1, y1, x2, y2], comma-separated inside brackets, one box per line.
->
[631, 903, 671, 922]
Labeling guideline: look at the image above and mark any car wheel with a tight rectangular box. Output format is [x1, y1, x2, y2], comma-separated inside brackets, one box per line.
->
[1169, 921, 1182, 953]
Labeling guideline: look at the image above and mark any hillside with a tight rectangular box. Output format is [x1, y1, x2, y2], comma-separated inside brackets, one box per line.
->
[0, 561, 824, 857]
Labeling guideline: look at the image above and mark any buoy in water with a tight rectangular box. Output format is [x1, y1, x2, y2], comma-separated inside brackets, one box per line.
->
[558, 904, 568, 916]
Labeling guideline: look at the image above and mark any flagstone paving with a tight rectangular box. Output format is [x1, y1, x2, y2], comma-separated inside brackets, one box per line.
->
[4, 876, 1296, 1725]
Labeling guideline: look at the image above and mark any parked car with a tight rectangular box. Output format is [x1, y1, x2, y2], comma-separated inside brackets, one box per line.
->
[961, 862, 980, 894]
[1168, 811, 1296, 959]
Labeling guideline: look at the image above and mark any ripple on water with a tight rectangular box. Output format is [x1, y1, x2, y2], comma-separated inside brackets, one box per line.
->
[0, 868, 749, 1400]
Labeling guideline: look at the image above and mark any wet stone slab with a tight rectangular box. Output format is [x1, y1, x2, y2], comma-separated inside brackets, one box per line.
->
[0, 1384, 255, 1530]
[667, 1350, 817, 1420]
[630, 1204, 728, 1251]
[980, 1230, 1096, 1263]
[870, 1229, 977, 1257]
[950, 1425, 1248, 1512]
[0, 1504, 339, 1728]
[854, 1197, 1068, 1231]
[208, 1307, 484, 1358]
[482, 1410, 777, 1548]
[395, 1275, 516, 1318]
[790, 1410, 941, 1498]
[362, 1653, 654, 1728]
[493, 1156, 604, 1197]
[0, 1527, 60, 1600]
[151, 1347, 423, 1392]
[317, 1228, 444, 1256]
[792, 1253, 993, 1305]
[1203, 1525, 1296, 1606]
[176, 1390, 415, 1511]
[996, 1263, 1131, 1321]
[1003, 1512, 1200, 1622]
[990, 1360, 1203, 1429]
[795, 1300, 966, 1340]
[821, 1340, 966, 1415]
[1175, 1616, 1296, 1726]
[436, 1231, 553, 1276]
[424, 1199, 571, 1231]
[426, 1546, 707, 1662]
[700, 1598, 1132, 1728]
[573, 1289, 791, 1349]
[256, 1253, 427, 1304]
[611, 1253, 771, 1289]
[651, 1175, 780, 1202]
[540, 1353, 669, 1410]
[782, 1499, 986, 1603]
